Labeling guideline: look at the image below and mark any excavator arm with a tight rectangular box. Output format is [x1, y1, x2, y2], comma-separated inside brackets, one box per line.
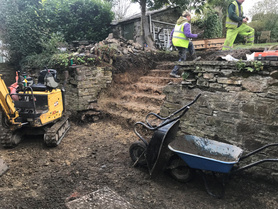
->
[0, 74, 19, 125]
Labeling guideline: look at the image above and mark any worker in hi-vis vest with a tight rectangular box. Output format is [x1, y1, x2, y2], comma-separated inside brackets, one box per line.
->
[222, 0, 254, 50]
[169, 11, 202, 78]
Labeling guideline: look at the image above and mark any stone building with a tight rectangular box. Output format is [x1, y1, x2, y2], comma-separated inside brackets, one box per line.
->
[111, 7, 181, 49]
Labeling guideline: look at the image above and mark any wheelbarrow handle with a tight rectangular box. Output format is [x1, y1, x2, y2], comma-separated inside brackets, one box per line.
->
[134, 94, 201, 144]
[188, 93, 202, 106]
[134, 119, 178, 145]
[145, 112, 166, 128]
[165, 93, 201, 121]
[240, 143, 278, 160]
[232, 143, 278, 174]
[144, 94, 202, 130]
[133, 121, 151, 146]
[232, 159, 278, 174]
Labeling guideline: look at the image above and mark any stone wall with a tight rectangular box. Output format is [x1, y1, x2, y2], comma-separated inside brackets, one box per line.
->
[64, 65, 112, 112]
[0, 64, 112, 114]
[151, 8, 180, 25]
[161, 61, 278, 177]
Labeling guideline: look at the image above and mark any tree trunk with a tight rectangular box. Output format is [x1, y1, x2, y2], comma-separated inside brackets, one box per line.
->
[139, 0, 154, 48]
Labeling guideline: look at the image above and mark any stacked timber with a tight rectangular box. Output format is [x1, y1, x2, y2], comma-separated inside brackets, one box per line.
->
[192, 38, 226, 50]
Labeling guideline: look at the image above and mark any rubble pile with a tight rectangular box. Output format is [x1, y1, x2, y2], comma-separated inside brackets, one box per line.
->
[70, 34, 155, 67]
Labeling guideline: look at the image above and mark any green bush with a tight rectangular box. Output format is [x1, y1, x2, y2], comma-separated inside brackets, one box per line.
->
[203, 12, 222, 38]
[0, 0, 45, 65]
[20, 32, 68, 70]
[193, 11, 222, 39]
[249, 13, 278, 42]
[0, 0, 113, 68]
[42, 0, 114, 43]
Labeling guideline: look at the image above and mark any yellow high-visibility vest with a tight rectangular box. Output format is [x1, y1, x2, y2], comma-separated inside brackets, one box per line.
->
[225, 1, 243, 29]
[172, 23, 190, 48]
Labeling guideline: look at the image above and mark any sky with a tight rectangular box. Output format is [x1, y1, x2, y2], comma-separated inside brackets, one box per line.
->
[243, 0, 261, 17]
[126, 0, 262, 18]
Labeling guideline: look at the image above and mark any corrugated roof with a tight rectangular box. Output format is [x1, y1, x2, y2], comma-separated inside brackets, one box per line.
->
[111, 6, 177, 25]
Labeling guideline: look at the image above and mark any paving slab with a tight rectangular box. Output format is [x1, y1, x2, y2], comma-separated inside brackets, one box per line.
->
[66, 187, 133, 209]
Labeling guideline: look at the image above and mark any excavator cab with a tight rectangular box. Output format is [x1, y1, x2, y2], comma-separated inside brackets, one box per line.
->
[0, 69, 70, 148]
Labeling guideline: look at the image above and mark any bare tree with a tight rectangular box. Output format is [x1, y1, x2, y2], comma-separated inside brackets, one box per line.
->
[248, 0, 278, 17]
[112, 0, 132, 21]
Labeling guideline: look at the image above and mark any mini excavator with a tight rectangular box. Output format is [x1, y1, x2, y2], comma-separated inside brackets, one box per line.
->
[0, 69, 70, 148]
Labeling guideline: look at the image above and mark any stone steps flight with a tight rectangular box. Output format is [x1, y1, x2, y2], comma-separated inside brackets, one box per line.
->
[98, 61, 182, 127]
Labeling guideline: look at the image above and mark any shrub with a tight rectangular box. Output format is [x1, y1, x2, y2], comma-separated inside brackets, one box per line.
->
[0, 0, 114, 68]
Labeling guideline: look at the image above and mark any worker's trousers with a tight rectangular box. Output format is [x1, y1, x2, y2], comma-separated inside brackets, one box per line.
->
[171, 42, 195, 75]
[222, 24, 255, 50]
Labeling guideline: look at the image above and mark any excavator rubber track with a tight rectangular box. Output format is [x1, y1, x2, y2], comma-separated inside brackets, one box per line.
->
[44, 115, 70, 147]
[0, 129, 18, 148]
[0, 110, 22, 148]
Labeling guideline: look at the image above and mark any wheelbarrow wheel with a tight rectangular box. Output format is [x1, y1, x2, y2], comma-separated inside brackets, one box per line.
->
[129, 141, 147, 166]
[168, 155, 194, 183]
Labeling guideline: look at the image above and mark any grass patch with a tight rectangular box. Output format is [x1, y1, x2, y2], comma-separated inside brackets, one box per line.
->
[234, 42, 278, 49]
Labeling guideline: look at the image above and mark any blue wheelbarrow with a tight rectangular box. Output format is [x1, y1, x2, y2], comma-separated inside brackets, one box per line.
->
[129, 94, 278, 197]
[168, 134, 278, 197]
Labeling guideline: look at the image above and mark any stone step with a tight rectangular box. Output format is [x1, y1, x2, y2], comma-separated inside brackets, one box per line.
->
[103, 108, 143, 127]
[147, 69, 172, 77]
[120, 91, 165, 107]
[100, 98, 160, 127]
[155, 61, 175, 70]
[132, 82, 165, 94]
[100, 91, 164, 109]
[97, 60, 181, 128]
[139, 76, 182, 85]
[101, 98, 160, 116]
[112, 82, 164, 95]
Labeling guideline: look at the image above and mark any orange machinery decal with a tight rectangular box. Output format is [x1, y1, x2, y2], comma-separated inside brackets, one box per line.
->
[254, 50, 278, 61]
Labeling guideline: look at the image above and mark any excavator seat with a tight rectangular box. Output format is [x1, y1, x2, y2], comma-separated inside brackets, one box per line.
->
[31, 69, 59, 91]
[38, 69, 58, 83]
[31, 83, 47, 91]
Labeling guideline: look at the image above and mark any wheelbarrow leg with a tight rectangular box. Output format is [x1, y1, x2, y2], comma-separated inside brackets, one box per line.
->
[129, 141, 147, 167]
[200, 170, 230, 199]
[132, 150, 146, 167]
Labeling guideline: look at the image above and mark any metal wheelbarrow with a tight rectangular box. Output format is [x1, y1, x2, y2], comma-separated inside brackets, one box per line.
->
[129, 94, 201, 177]
[129, 93, 278, 198]
[168, 135, 278, 197]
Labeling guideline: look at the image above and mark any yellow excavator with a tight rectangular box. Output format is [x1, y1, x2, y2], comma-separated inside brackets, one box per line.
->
[0, 69, 70, 148]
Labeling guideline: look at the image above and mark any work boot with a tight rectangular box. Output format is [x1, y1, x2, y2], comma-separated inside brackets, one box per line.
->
[170, 73, 181, 78]
[192, 54, 201, 61]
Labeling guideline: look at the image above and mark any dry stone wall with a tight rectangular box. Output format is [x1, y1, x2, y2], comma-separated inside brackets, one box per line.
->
[0, 64, 112, 113]
[161, 61, 278, 177]
[65, 65, 112, 111]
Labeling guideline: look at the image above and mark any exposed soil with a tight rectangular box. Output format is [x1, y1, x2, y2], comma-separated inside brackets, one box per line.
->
[170, 135, 239, 162]
[1, 48, 278, 208]
[0, 119, 278, 209]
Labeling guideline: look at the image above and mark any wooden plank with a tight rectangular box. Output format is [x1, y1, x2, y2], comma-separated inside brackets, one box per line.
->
[192, 38, 226, 49]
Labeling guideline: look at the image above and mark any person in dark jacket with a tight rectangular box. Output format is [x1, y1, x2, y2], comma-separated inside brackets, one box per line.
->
[222, 0, 254, 50]
[169, 11, 202, 78]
